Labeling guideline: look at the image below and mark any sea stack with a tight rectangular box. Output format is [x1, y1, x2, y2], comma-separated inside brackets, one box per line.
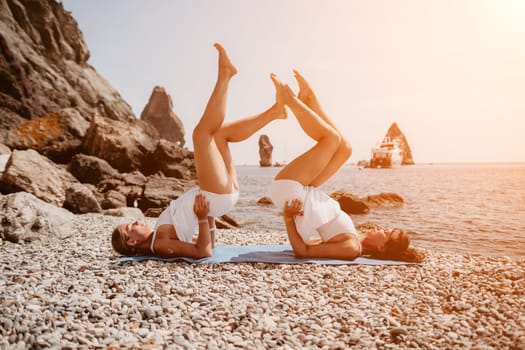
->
[258, 134, 273, 167]
[140, 86, 185, 146]
[386, 122, 414, 165]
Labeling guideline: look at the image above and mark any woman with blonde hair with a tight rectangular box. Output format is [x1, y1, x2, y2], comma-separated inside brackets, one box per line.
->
[112, 43, 286, 258]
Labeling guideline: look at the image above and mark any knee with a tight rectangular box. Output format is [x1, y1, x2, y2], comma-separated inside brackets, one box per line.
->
[323, 129, 341, 153]
[339, 137, 353, 160]
[192, 124, 210, 144]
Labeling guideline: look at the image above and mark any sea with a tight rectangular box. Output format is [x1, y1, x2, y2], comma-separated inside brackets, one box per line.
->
[229, 163, 525, 260]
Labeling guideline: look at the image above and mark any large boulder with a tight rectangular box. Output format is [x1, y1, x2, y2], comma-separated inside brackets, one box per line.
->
[97, 171, 147, 207]
[0, 192, 75, 243]
[5, 108, 90, 163]
[68, 153, 118, 185]
[330, 190, 370, 215]
[138, 176, 194, 212]
[258, 134, 273, 167]
[82, 116, 159, 173]
[0, 149, 77, 206]
[140, 86, 185, 146]
[0, 0, 135, 139]
[141, 139, 195, 179]
[362, 192, 404, 208]
[63, 182, 102, 214]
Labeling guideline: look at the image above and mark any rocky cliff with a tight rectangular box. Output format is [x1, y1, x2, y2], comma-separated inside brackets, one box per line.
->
[0, 0, 135, 143]
[0, 0, 200, 221]
[386, 122, 415, 165]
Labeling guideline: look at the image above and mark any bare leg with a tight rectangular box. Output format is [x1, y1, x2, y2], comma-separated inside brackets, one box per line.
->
[271, 74, 341, 186]
[293, 70, 352, 187]
[212, 102, 287, 191]
[192, 43, 238, 194]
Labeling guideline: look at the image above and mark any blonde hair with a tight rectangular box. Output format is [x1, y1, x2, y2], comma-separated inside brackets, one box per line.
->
[111, 225, 151, 257]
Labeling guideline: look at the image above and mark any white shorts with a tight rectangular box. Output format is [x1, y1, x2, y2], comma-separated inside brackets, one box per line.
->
[155, 187, 239, 242]
[269, 179, 345, 242]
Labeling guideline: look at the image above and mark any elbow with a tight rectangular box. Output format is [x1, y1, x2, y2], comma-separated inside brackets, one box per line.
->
[294, 246, 309, 259]
[195, 247, 212, 259]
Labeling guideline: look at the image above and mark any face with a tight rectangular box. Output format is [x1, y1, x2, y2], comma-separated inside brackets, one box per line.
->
[118, 220, 151, 247]
[367, 226, 399, 252]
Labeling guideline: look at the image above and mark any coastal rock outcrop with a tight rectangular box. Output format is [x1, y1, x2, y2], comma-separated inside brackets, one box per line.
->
[5, 108, 90, 163]
[385, 123, 414, 165]
[0, 0, 135, 144]
[0, 149, 77, 206]
[0, 0, 204, 222]
[258, 134, 273, 167]
[331, 190, 404, 215]
[140, 86, 185, 146]
[82, 116, 159, 173]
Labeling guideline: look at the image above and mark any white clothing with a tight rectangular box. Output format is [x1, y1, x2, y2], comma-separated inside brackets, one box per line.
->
[153, 187, 239, 246]
[269, 179, 356, 243]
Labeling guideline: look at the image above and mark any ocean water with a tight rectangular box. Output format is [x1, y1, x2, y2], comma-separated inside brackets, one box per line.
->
[230, 163, 525, 260]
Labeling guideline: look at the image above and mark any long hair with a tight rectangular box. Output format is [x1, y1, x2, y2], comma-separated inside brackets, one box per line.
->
[367, 228, 425, 263]
[111, 225, 152, 257]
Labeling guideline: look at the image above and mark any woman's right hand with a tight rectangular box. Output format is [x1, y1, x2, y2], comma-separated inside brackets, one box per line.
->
[283, 198, 303, 219]
[193, 193, 210, 220]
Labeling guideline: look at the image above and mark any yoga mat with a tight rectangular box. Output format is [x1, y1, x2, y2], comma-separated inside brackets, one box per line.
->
[116, 244, 417, 265]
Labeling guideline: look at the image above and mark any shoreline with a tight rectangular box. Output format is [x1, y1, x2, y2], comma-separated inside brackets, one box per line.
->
[1, 213, 524, 349]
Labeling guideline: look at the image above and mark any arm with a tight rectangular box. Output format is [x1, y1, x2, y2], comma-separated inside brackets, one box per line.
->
[283, 199, 361, 260]
[155, 193, 212, 259]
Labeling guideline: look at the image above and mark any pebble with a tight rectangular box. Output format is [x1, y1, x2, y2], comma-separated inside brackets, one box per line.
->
[0, 214, 523, 349]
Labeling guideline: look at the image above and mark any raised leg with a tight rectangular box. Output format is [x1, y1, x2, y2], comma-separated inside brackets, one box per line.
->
[293, 70, 352, 187]
[192, 43, 238, 194]
[271, 74, 341, 186]
[212, 102, 287, 190]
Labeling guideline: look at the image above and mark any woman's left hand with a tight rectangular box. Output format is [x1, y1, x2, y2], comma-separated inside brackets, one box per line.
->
[283, 198, 303, 219]
[193, 193, 210, 220]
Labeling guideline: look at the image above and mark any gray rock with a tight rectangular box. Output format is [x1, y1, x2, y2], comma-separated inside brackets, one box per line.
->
[68, 153, 118, 185]
[0, 149, 77, 206]
[0, 192, 74, 243]
[63, 182, 102, 214]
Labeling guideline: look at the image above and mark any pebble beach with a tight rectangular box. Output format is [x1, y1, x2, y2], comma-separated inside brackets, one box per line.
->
[1, 213, 524, 350]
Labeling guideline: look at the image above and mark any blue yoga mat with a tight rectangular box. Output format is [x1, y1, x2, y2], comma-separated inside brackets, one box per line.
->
[117, 244, 416, 265]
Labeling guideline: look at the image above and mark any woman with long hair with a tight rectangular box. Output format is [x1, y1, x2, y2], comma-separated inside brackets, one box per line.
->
[269, 70, 423, 263]
[112, 43, 286, 258]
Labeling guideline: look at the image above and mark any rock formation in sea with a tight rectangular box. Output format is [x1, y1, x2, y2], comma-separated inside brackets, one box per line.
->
[140, 86, 185, 146]
[385, 122, 415, 165]
[258, 134, 273, 167]
[0, 0, 208, 226]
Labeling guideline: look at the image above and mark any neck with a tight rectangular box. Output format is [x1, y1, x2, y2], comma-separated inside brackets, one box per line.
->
[358, 233, 377, 255]
[137, 231, 154, 250]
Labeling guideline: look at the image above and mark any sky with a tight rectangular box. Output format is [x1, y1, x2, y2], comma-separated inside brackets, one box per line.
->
[61, 0, 525, 164]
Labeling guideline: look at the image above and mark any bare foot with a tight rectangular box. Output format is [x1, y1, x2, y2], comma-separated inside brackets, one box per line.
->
[270, 73, 295, 106]
[270, 102, 287, 120]
[293, 69, 315, 103]
[214, 43, 237, 78]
